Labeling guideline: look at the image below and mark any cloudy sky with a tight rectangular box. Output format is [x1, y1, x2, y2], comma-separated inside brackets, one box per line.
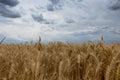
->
[0, 0, 120, 43]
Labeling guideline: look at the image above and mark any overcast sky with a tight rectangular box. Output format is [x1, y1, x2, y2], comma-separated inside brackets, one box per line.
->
[0, 0, 120, 43]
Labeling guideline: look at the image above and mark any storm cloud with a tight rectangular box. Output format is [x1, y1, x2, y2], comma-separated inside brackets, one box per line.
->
[0, 0, 20, 18]
[32, 14, 54, 24]
[65, 18, 75, 24]
[32, 14, 44, 22]
[47, 0, 63, 11]
[47, 4, 54, 11]
[109, 0, 120, 10]
[0, 0, 19, 7]
[49, 0, 60, 5]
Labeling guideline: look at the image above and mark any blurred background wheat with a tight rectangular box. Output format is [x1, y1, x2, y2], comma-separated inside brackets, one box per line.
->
[0, 38, 120, 80]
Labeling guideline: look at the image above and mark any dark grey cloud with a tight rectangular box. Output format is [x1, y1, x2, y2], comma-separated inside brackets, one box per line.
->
[0, 0, 19, 7]
[0, 4, 20, 18]
[0, 0, 20, 18]
[47, 0, 63, 11]
[47, 4, 54, 11]
[49, 0, 59, 5]
[32, 14, 44, 22]
[109, 0, 120, 10]
[32, 14, 54, 24]
[65, 18, 75, 24]
[47, 4, 63, 11]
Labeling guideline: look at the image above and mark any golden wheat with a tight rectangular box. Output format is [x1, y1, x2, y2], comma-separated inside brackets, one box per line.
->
[0, 40, 120, 80]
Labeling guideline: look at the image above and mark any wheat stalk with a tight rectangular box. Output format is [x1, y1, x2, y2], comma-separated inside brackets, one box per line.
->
[105, 52, 120, 80]
[116, 62, 120, 80]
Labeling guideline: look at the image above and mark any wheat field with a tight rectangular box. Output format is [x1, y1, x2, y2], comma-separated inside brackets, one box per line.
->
[0, 39, 120, 80]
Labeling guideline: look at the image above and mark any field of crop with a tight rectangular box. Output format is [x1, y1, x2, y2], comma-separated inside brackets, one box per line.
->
[0, 39, 120, 80]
